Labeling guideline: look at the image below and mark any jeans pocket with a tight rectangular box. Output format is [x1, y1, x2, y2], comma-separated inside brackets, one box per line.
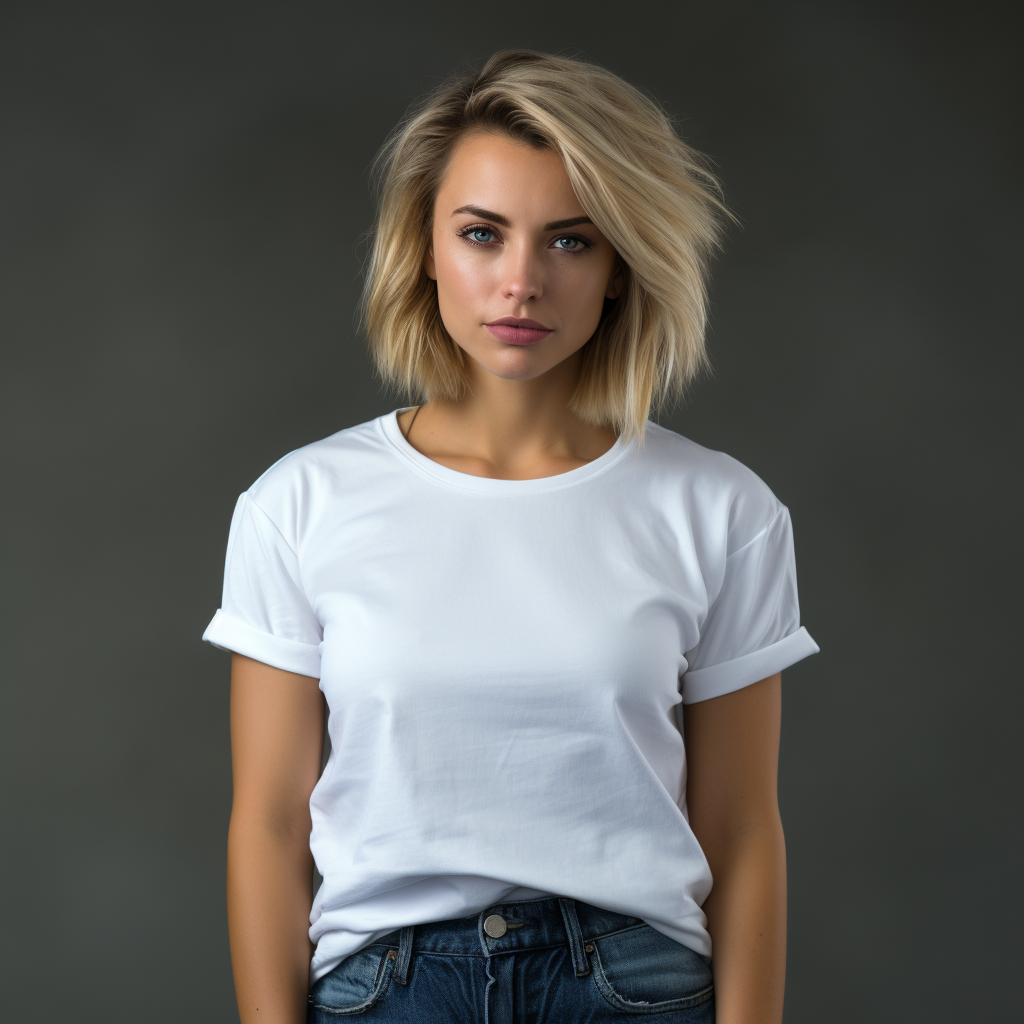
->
[589, 924, 714, 1014]
[308, 946, 395, 1017]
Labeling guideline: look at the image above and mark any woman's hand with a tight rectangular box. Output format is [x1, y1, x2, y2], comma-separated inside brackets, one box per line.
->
[227, 652, 326, 1024]
[683, 672, 787, 1024]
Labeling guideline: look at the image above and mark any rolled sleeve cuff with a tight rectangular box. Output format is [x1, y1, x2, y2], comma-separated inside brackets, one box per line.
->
[681, 626, 819, 704]
[202, 609, 322, 679]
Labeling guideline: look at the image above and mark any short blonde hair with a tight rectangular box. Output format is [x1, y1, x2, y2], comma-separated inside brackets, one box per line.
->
[358, 48, 735, 447]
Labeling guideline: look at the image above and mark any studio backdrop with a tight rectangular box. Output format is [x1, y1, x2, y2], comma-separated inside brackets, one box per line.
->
[2, 3, 1018, 1022]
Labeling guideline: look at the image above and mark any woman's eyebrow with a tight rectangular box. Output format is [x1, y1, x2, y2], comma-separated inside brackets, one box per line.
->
[451, 205, 593, 231]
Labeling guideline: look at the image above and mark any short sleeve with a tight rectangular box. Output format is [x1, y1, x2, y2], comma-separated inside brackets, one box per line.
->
[681, 505, 818, 704]
[201, 491, 323, 678]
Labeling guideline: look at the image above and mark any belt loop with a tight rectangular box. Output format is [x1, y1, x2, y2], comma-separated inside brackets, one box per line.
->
[558, 898, 591, 977]
[393, 925, 415, 984]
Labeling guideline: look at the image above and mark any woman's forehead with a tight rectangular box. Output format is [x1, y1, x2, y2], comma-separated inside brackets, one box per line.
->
[436, 132, 585, 223]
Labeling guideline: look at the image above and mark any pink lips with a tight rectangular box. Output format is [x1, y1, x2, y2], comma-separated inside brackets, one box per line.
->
[484, 317, 552, 345]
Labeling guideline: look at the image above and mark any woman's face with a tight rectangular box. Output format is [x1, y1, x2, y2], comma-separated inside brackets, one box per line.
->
[424, 131, 624, 383]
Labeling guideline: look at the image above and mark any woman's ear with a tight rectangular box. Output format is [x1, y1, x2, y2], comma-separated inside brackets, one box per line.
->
[424, 245, 437, 281]
[605, 257, 626, 300]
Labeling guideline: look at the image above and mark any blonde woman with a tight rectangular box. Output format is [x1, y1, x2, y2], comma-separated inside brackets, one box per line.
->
[203, 48, 819, 1024]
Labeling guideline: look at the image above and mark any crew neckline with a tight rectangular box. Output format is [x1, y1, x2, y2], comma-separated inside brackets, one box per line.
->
[378, 406, 638, 494]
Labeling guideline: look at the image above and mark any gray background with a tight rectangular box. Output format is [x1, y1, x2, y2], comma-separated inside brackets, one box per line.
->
[2, 2, 1019, 1021]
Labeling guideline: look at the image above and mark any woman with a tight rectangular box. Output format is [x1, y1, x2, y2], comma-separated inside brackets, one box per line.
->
[203, 49, 819, 1023]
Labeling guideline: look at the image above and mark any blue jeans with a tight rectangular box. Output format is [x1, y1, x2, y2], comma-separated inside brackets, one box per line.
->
[307, 895, 714, 1022]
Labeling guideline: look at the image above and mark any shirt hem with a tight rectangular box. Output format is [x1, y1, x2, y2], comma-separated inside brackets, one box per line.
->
[680, 626, 819, 704]
[202, 609, 321, 678]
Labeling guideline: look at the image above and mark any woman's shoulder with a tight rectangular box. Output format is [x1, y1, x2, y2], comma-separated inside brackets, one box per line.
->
[242, 414, 387, 525]
[641, 421, 786, 553]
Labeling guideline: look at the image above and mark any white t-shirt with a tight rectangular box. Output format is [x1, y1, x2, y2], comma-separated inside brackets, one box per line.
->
[203, 407, 819, 984]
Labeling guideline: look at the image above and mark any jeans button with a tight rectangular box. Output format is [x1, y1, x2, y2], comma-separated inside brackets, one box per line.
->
[483, 914, 507, 938]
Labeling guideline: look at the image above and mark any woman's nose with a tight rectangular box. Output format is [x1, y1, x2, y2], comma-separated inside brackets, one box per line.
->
[500, 242, 544, 303]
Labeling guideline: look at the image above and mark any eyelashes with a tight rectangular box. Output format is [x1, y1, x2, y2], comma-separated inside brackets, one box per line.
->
[455, 224, 595, 255]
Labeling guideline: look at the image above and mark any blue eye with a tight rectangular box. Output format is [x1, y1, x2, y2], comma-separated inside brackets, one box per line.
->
[552, 235, 592, 253]
[458, 225, 592, 253]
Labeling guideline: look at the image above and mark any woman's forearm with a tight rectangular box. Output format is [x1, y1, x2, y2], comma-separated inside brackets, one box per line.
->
[702, 817, 787, 1024]
[227, 812, 316, 1024]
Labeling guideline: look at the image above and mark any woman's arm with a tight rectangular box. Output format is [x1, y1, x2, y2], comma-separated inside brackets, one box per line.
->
[683, 672, 787, 1024]
[227, 652, 327, 1024]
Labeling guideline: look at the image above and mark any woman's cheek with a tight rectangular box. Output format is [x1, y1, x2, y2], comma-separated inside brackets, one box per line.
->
[562, 267, 608, 322]
[440, 248, 489, 304]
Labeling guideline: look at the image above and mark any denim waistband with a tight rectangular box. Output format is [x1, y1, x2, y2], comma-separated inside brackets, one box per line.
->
[371, 895, 647, 984]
